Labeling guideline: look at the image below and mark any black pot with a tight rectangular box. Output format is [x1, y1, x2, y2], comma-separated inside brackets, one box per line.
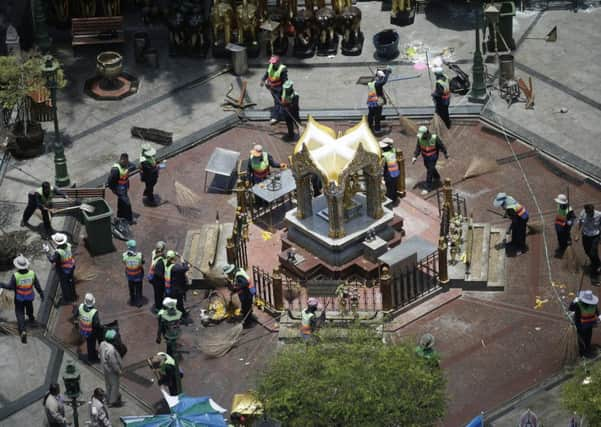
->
[373, 29, 399, 60]
[8, 121, 45, 159]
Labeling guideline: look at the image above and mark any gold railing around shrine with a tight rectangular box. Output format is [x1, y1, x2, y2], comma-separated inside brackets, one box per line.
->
[226, 207, 249, 270]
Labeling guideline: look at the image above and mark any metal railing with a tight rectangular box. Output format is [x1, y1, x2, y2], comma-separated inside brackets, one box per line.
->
[388, 250, 440, 310]
[227, 209, 249, 269]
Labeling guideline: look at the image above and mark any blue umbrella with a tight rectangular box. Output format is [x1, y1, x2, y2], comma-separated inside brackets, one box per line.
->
[464, 414, 483, 427]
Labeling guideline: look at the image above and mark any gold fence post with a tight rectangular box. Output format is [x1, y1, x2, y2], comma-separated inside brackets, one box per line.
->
[396, 149, 406, 198]
[438, 237, 450, 284]
[380, 266, 393, 310]
[442, 178, 454, 218]
[272, 267, 284, 310]
[226, 237, 236, 266]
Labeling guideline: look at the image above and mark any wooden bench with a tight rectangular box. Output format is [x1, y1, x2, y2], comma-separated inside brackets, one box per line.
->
[52, 187, 106, 210]
[71, 17, 125, 51]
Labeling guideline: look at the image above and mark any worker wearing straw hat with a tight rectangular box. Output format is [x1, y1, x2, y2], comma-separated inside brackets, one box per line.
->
[569, 290, 600, 357]
[140, 144, 164, 207]
[380, 137, 400, 205]
[247, 144, 287, 185]
[0, 255, 44, 343]
[412, 126, 448, 195]
[553, 194, 575, 257]
[44, 233, 76, 305]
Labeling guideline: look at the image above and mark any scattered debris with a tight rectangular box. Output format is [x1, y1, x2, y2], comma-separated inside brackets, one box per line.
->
[261, 231, 273, 241]
[131, 126, 173, 145]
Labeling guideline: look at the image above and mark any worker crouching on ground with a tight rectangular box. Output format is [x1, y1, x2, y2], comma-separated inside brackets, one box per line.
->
[415, 333, 440, 367]
[223, 264, 255, 328]
[122, 240, 145, 307]
[150, 352, 181, 396]
[380, 137, 400, 206]
[247, 144, 287, 185]
[260, 55, 288, 125]
[554, 193, 575, 257]
[569, 290, 600, 358]
[156, 297, 182, 358]
[44, 233, 76, 305]
[493, 192, 529, 255]
[432, 63, 451, 129]
[147, 241, 167, 313]
[74, 293, 101, 363]
[99, 329, 123, 407]
[107, 153, 136, 224]
[21, 181, 66, 236]
[367, 66, 392, 134]
[0, 255, 44, 343]
[412, 126, 448, 195]
[280, 80, 301, 141]
[140, 144, 163, 207]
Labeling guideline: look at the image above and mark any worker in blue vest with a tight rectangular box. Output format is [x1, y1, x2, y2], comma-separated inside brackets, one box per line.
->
[43, 233, 76, 305]
[107, 153, 136, 224]
[0, 255, 44, 343]
[260, 55, 288, 124]
[246, 144, 287, 185]
[21, 181, 66, 235]
[223, 264, 255, 328]
[569, 290, 600, 357]
[122, 240, 145, 307]
[380, 138, 401, 205]
[74, 293, 101, 363]
[412, 126, 448, 195]
[493, 192, 529, 255]
[366, 66, 392, 134]
[432, 65, 451, 129]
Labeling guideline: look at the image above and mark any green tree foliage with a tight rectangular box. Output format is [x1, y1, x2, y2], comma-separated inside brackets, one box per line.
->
[256, 327, 447, 427]
[562, 361, 601, 424]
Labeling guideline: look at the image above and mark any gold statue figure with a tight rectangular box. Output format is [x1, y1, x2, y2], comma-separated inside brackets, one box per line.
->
[332, 0, 351, 15]
[211, 0, 234, 46]
[343, 174, 362, 210]
[80, 0, 96, 17]
[236, 0, 258, 44]
[391, 0, 413, 19]
[103, 0, 121, 16]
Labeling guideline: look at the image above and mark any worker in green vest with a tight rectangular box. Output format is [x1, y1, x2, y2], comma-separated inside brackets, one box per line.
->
[246, 144, 287, 185]
[261, 55, 288, 124]
[432, 64, 451, 128]
[122, 240, 145, 307]
[21, 181, 66, 235]
[569, 290, 600, 358]
[156, 297, 182, 358]
[280, 80, 301, 141]
[300, 297, 320, 341]
[415, 333, 440, 367]
[380, 137, 401, 205]
[366, 66, 392, 134]
[44, 232, 76, 304]
[412, 126, 448, 195]
[223, 264, 255, 328]
[150, 351, 181, 396]
[74, 293, 101, 363]
[553, 193, 575, 257]
[140, 144, 165, 207]
[107, 153, 135, 224]
[0, 255, 44, 343]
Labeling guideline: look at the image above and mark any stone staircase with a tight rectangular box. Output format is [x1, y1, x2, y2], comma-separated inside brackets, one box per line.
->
[448, 223, 506, 291]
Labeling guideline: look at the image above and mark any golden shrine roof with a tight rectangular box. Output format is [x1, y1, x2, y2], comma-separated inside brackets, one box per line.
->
[293, 116, 381, 183]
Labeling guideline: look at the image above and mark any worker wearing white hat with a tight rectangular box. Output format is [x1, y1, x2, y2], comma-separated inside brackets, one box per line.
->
[569, 290, 600, 357]
[1, 255, 44, 343]
[140, 143, 163, 207]
[431, 61, 451, 129]
[493, 192, 529, 255]
[412, 126, 448, 195]
[156, 297, 182, 357]
[75, 293, 101, 362]
[553, 193, 575, 257]
[223, 264, 255, 328]
[366, 66, 392, 134]
[43, 232, 76, 304]
[380, 137, 401, 205]
[247, 144, 287, 185]
[122, 240, 145, 307]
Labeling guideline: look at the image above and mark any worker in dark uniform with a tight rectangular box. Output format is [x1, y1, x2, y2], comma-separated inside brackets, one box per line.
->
[147, 241, 166, 313]
[140, 144, 162, 207]
[74, 293, 101, 363]
[412, 126, 448, 195]
[122, 240, 144, 307]
[107, 153, 136, 224]
[44, 233, 76, 305]
[367, 66, 392, 134]
[247, 144, 287, 185]
[164, 251, 191, 324]
[0, 255, 44, 343]
[156, 297, 182, 358]
[569, 290, 600, 357]
[151, 352, 181, 396]
[380, 137, 400, 205]
[432, 65, 451, 129]
[280, 80, 301, 141]
[553, 193, 575, 257]
[21, 181, 66, 235]
[260, 55, 288, 124]
[493, 192, 529, 255]
[223, 264, 255, 328]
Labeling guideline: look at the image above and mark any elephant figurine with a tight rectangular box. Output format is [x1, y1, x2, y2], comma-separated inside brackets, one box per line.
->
[331, 0, 351, 16]
[340, 6, 363, 55]
[211, 0, 234, 46]
[103, 0, 121, 16]
[80, 0, 96, 17]
[187, 7, 208, 56]
[306, 0, 326, 12]
[236, 0, 258, 45]
[293, 9, 317, 58]
[248, 0, 267, 23]
[391, 0, 415, 26]
[167, 11, 186, 56]
[315, 7, 337, 55]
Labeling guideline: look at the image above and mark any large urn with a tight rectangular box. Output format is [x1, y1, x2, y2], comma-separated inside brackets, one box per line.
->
[96, 51, 124, 89]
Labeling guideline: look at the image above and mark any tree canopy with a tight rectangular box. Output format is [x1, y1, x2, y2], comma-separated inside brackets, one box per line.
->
[256, 327, 447, 427]
[562, 361, 601, 424]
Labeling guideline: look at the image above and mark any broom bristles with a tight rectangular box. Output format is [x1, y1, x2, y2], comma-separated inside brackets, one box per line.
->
[429, 114, 452, 144]
[174, 181, 203, 209]
[463, 157, 498, 180]
[0, 289, 14, 311]
[398, 115, 418, 135]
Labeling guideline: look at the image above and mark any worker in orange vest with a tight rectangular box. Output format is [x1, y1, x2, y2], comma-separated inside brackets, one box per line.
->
[553, 194, 575, 257]
[246, 144, 287, 185]
[260, 55, 288, 125]
[107, 153, 135, 224]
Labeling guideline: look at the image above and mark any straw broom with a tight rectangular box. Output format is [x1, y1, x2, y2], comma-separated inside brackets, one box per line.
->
[398, 115, 419, 135]
[0, 288, 14, 312]
[174, 181, 204, 216]
[428, 113, 452, 145]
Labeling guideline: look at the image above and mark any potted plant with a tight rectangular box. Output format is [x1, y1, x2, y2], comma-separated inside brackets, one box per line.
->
[0, 53, 66, 158]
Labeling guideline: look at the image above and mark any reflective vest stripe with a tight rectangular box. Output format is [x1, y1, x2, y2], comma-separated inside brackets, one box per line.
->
[281, 88, 294, 106]
[555, 206, 570, 227]
[367, 81, 378, 106]
[234, 269, 254, 293]
[140, 155, 157, 167]
[382, 151, 400, 178]
[164, 263, 175, 294]
[123, 252, 143, 280]
[437, 78, 450, 100]
[418, 135, 438, 157]
[148, 251, 164, 281]
[300, 310, 314, 334]
[158, 352, 176, 375]
[14, 271, 35, 301]
[36, 187, 53, 205]
[113, 163, 129, 188]
[267, 64, 285, 86]
[513, 203, 528, 220]
[78, 305, 97, 337]
[251, 152, 270, 179]
[578, 302, 597, 325]
[57, 244, 75, 273]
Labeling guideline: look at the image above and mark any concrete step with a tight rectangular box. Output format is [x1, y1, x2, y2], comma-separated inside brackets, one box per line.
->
[465, 223, 491, 285]
[486, 227, 506, 291]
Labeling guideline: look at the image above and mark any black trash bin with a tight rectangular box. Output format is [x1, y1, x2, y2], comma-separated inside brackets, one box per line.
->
[82, 198, 115, 256]
[373, 29, 400, 60]
[134, 32, 149, 63]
